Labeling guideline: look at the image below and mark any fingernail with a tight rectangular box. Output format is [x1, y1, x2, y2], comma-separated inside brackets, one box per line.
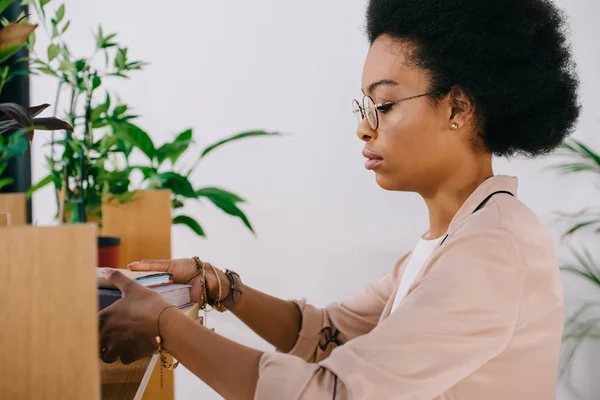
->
[101, 268, 110, 275]
[128, 262, 139, 267]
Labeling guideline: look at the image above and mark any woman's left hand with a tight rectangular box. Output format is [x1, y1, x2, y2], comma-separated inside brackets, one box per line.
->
[98, 268, 171, 364]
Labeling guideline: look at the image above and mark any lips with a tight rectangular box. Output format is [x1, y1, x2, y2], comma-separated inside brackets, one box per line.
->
[362, 148, 384, 170]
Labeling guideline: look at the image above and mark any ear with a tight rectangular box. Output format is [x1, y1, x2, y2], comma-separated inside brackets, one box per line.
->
[447, 86, 476, 130]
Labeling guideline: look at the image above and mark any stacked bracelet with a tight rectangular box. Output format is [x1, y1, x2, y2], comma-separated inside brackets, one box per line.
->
[191, 256, 244, 312]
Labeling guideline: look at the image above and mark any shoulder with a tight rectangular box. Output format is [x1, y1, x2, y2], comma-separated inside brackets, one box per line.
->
[449, 193, 557, 270]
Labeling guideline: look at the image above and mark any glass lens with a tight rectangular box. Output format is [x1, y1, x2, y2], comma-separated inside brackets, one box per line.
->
[352, 100, 363, 124]
[363, 96, 378, 130]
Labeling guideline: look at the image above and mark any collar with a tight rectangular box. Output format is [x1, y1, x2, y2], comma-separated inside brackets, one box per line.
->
[447, 175, 518, 233]
[419, 175, 518, 241]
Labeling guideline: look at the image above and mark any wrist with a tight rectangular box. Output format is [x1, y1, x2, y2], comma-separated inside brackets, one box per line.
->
[205, 265, 231, 304]
[156, 305, 179, 352]
[141, 296, 172, 339]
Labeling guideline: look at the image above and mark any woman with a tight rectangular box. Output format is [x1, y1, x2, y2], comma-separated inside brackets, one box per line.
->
[99, 0, 580, 398]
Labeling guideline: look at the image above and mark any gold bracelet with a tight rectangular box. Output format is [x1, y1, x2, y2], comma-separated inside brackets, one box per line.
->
[207, 262, 227, 313]
[192, 257, 209, 310]
[155, 304, 179, 388]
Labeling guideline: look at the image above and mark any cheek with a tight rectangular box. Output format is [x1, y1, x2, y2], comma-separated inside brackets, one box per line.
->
[381, 109, 441, 164]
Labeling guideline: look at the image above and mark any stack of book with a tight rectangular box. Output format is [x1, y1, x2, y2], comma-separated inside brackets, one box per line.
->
[96, 269, 192, 311]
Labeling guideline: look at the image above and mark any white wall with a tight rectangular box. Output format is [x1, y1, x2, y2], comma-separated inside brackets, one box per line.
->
[29, 1, 600, 399]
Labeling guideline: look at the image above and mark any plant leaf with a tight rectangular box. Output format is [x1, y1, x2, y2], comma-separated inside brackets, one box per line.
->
[562, 220, 600, 239]
[200, 130, 280, 159]
[0, 23, 37, 63]
[0, 0, 14, 15]
[47, 43, 59, 61]
[168, 128, 192, 164]
[0, 103, 32, 129]
[0, 103, 49, 122]
[26, 173, 52, 197]
[173, 215, 205, 237]
[113, 104, 127, 117]
[35, 65, 60, 78]
[2, 133, 28, 157]
[155, 130, 192, 166]
[92, 75, 101, 90]
[0, 176, 13, 190]
[205, 196, 254, 233]
[117, 122, 155, 161]
[58, 59, 74, 73]
[90, 102, 109, 121]
[32, 117, 73, 132]
[55, 4, 65, 23]
[62, 19, 70, 33]
[0, 43, 22, 63]
[95, 25, 103, 48]
[156, 172, 196, 198]
[196, 187, 245, 203]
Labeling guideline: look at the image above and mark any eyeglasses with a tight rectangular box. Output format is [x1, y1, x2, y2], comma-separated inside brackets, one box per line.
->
[352, 90, 444, 130]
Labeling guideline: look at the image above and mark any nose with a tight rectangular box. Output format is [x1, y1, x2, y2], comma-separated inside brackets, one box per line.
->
[356, 118, 377, 142]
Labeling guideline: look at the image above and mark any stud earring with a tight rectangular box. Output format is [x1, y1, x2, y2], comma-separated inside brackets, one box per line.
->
[450, 123, 459, 130]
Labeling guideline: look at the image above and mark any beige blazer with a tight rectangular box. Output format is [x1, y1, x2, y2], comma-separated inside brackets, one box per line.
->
[255, 176, 564, 400]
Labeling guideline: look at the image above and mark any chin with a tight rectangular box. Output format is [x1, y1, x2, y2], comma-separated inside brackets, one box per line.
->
[374, 171, 411, 192]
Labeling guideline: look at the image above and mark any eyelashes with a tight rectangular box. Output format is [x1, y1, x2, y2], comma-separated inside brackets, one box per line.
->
[375, 103, 395, 114]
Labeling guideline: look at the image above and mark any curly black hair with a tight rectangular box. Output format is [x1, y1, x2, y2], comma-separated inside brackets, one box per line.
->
[366, 0, 581, 156]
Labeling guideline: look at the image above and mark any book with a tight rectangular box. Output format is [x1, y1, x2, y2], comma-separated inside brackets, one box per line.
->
[98, 284, 192, 311]
[96, 268, 173, 289]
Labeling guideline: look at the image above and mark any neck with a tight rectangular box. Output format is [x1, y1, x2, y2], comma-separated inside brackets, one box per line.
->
[422, 156, 494, 239]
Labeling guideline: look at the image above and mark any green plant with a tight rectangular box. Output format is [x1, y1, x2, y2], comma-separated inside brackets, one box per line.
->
[27, 1, 279, 236]
[130, 128, 280, 236]
[550, 138, 600, 393]
[0, 1, 72, 190]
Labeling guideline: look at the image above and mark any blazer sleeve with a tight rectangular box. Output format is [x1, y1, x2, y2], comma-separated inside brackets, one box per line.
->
[255, 228, 527, 400]
[284, 254, 409, 363]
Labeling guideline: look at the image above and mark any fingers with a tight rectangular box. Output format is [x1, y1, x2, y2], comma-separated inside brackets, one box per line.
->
[128, 259, 171, 272]
[101, 343, 120, 364]
[102, 268, 135, 292]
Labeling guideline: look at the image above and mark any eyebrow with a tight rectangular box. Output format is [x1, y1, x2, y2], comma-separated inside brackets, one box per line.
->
[365, 79, 399, 95]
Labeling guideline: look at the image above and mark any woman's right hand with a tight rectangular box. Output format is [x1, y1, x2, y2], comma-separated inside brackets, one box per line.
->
[128, 258, 229, 305]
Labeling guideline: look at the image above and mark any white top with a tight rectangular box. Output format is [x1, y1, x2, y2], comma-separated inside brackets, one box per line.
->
[391, 235, 446, 313]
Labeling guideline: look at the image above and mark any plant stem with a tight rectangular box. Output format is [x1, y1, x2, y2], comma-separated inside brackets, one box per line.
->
[50, 81, 63, 211]
[186, 157, 202, 178]
[79, 81, 94, 223]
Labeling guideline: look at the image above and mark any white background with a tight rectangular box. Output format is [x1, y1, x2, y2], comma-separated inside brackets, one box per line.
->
[29, 1, 600, 398]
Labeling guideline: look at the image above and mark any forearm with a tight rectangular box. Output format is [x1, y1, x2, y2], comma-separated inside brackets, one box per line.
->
[207, 268, 302, 353]
[160, 306, 263, 400]
[227, 284, 302, 353]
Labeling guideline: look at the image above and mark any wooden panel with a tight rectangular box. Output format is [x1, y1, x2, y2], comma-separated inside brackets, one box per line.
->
[100, 303, 199, 400]
[0, 224, 99, 400]
[101, 357, 152, 400]
[0, 212, 9, 226]
[0, 193, 26, 225]
[101, 190, 172, 268]
[139, 354, 174, 400]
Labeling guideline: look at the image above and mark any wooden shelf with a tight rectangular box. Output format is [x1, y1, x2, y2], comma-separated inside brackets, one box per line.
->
[3, 190, 182, 399]
[0, 224, 99, 400]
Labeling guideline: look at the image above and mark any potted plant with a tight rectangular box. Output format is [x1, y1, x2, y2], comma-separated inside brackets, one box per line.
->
[26, 2, 279, 247]
[0, 1, 72, 212]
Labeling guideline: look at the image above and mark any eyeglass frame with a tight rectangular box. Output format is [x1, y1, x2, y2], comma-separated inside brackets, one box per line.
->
[352, 89, 447, 130]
